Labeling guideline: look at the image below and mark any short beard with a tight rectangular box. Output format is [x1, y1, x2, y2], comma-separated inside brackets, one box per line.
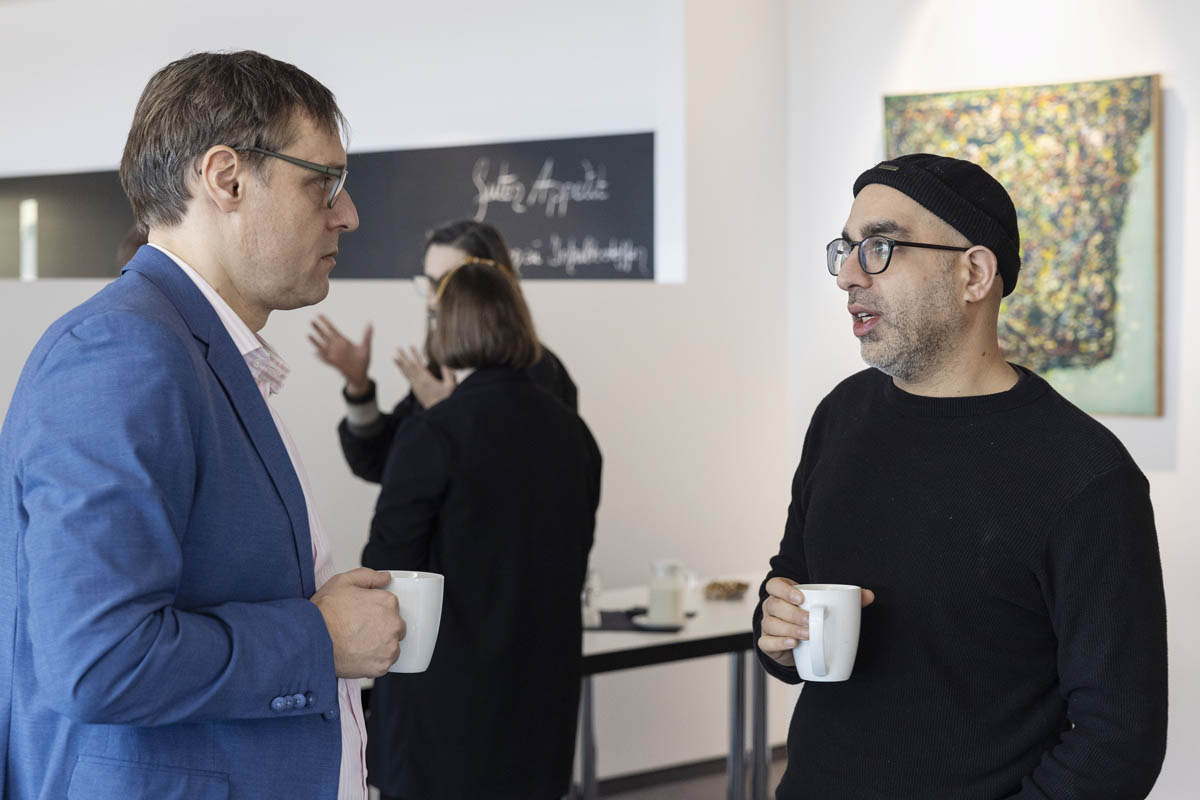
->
[859, 268, 964, 383]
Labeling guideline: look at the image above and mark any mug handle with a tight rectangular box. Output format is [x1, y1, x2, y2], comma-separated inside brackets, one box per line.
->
[809, 604, 828, 678]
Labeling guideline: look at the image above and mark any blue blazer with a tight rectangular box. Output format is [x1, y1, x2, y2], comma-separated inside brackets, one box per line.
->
[0, 247, 342, 799]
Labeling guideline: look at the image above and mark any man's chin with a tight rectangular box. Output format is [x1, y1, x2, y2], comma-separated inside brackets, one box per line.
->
[276, 281, 330, 312]
[860, 345, 900, 378]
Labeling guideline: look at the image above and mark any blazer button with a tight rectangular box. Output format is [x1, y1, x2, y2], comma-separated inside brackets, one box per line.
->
[292, 693, 307, 709]
[270, 696, 287, 712]
[283, 695, 296, 710]
[323, 708, 338, 721]
[305, 692, 315, 706]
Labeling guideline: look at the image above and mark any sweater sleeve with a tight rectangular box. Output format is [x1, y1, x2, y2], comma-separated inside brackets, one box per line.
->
[753, 418, 819, 685]
[1008, 463, 1167, 800]
[336, 392, 420, 484]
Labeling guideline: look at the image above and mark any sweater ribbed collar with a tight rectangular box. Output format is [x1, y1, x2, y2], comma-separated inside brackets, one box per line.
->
[881, 364, 1048, 418]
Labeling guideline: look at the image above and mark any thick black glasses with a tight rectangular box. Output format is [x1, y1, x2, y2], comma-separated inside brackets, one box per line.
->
[826, 235, 968, 276]
[244, 146, 348, 208]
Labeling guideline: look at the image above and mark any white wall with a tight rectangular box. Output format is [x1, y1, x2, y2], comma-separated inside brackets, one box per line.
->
[0, 0, 794, 781]
[786, 0, 1199, 796]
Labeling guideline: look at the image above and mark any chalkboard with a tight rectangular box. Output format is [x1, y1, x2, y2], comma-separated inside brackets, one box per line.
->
[0, 132, 654, 281]
[339, 132, 654, 280]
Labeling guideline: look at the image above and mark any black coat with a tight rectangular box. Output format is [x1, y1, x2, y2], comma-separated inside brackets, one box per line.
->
[361, 366, 601, 799]
[338, 345, 577, 484]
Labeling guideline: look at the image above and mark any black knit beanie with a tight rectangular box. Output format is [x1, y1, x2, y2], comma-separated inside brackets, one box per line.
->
[852, 154, 1022, 296]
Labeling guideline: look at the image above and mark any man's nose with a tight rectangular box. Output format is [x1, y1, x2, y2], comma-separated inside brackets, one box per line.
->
[835, 248, 872, 292]
[332, 189, 359, 232]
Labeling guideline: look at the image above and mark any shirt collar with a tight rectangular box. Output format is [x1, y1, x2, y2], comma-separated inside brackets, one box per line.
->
[149, 243, 290, 395]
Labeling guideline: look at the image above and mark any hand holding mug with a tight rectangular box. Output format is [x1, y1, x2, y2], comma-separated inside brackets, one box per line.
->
[311, 567, 406, 678]
[757, 577, 874, 671]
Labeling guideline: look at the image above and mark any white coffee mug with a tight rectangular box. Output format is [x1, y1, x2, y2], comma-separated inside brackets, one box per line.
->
[385, 571, 444, 673]
[791, 584, 861, 682]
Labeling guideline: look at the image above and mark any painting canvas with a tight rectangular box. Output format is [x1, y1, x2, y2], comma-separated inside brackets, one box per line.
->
[884, 75, 1162, 416]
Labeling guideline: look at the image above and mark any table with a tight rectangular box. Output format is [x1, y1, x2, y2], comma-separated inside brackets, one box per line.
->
[573, 578, 770, 800]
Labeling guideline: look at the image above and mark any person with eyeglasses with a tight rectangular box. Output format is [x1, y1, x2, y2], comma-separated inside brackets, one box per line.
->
[754, 154, 1166, 799]
[0, 51, 407, 800]
[311, 219, 578, 486]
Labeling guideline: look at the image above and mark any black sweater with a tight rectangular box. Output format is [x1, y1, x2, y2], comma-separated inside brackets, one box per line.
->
[337, 345, 577, 484]
[754, 367, 1167, 800]
[362, 367, 600, 799]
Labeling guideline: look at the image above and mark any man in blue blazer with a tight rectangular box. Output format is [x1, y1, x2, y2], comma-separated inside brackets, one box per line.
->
[0, 52, 405, 799]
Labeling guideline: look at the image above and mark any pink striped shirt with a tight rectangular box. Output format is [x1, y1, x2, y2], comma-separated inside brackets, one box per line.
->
[152, 244, 368, 799]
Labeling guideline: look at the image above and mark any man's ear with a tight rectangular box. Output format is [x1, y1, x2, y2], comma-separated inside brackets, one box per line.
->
[962, 245, 1001, 304]
[195, 146, 244, 213]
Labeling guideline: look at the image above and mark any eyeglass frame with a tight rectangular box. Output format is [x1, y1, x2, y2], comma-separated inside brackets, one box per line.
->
[242, 146, 348, 209]
[826, 235, 969, 276]
[412, 257, 504, 300]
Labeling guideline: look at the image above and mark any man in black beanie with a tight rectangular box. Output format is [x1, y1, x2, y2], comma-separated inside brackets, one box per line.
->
[754, 154, 1167, 799]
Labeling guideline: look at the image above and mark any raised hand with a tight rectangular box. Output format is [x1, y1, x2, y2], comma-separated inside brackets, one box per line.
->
[310, 315, 373, 396]
[394, 345, 456, 409]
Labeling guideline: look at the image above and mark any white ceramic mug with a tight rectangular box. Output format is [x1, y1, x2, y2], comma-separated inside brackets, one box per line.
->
[791, 584, 861, 682]
[384, 571, 444, 673]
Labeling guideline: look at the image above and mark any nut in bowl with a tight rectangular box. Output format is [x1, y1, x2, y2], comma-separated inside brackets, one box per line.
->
[703, 579, 750, 601]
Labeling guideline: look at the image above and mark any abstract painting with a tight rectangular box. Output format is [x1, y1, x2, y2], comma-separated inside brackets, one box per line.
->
[884, 75, 1162, 415]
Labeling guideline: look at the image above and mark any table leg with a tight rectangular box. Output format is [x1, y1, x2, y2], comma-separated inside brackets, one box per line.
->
[750, 658, 768, 800]
[581, 675, 598, 800]
[728, 651, 746, 800]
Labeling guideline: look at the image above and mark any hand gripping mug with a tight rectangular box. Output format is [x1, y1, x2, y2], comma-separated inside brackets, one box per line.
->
[790, 584, 862, 682]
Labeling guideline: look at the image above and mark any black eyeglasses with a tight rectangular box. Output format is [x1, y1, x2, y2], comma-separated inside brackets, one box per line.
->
[243, 146, 348, 209]
[826, 235, 968, 276]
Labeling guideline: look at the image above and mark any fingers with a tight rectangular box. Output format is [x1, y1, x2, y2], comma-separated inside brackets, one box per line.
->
[339, 566, 393, 589]
[362, 323, 373, 348]
[765, 577, 806, 606]
[764, 578, 876, 609]
[762, 597, 809, 636]
[309, 317, 331, 344]
[761, 617, 806, 646]
[307, 334, 330, 360]
[758, 633, 800, 653]
[393, 349, 419, 380]
[394, 346, 431, 381]
[316, 314, 348, 342]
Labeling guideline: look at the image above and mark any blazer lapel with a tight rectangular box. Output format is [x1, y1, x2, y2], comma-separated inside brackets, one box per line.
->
[122, 247, 317, 596]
